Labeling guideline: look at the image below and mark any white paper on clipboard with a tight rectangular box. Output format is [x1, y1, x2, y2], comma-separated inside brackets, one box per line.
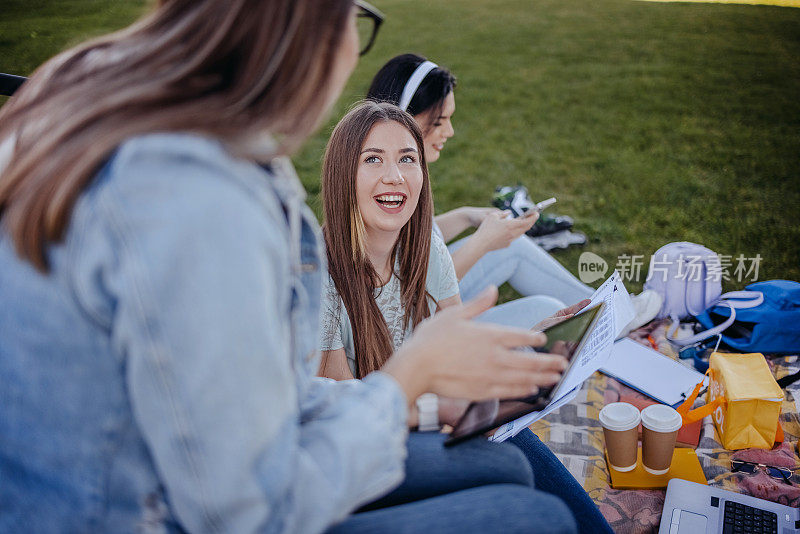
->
[600, 338, 708, 406]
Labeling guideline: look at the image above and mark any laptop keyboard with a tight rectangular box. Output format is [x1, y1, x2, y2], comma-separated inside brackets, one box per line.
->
[723, 500, 778, 534]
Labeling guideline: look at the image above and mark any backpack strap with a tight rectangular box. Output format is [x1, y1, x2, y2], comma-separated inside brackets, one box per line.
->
[667, 291, 764, 347]
[684, 260, 710, 317]
[717, 290, 765, 308]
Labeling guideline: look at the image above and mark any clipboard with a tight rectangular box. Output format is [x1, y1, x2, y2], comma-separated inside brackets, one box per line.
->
[600, 338, 708, 407]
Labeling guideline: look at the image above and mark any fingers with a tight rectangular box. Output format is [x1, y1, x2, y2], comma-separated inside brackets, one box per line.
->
[506, 213, 538, 234]
[492, 349, 568, 374]
[505, 213, 532, 227]
[477, 211, 506, 229]
[455, 286, 499, 319]
[556, 298, 592, 317]
[472, 207, 501, 225]
[535, 314, 572, 331]
[432, 351, 567, 402]
[481, 361, 565, 400]
[472, 322, 547, 347]
[520, 210, 540, 223]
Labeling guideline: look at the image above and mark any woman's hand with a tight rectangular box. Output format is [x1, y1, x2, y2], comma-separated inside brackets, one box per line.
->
[382, 286, 568, 405]
[405, 396, 469, 429]
[462, 206, 501, 227]
[438, 397, 470, 427]
[531, 299, 593, 332]
[471, 210, 538, 253]
[434, 206, 498, 243]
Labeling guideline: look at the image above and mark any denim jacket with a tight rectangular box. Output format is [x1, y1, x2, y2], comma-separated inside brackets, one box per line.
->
[0, 133, 408, 533]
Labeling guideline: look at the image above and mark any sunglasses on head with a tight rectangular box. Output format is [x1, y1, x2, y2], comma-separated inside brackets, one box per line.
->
[731, 460, 795, 485]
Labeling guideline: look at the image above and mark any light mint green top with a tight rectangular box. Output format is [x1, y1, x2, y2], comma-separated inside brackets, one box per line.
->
[319, 233, 459, 376]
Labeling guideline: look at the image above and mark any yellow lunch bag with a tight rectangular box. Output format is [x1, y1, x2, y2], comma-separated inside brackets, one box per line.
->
[678, 352, 783, 450]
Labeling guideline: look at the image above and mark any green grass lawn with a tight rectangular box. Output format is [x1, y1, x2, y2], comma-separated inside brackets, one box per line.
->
[3, 0, 799, 300]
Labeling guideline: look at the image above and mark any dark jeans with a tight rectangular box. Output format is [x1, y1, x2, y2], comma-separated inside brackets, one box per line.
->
[510, 429, 614, 534]
[327, 432, 577, 533]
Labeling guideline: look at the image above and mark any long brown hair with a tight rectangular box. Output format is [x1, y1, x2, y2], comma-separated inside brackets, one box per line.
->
[322, 101, 434, 378]
[0, 0, 353, 271]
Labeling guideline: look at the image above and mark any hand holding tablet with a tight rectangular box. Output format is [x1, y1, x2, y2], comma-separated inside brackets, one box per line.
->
[445, 302, 606, 446]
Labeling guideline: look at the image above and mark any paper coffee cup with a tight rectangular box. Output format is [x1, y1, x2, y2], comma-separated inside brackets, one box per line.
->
[641, 404, 683, 475]
[599, 402, 641, 472]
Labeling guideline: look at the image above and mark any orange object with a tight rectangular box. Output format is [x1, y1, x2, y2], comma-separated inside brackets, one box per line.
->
[647, 335, 658, 351]
[606, 447, 707, 489]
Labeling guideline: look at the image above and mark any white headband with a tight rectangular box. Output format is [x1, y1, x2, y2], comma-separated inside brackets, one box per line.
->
[398, 60, 438, 112]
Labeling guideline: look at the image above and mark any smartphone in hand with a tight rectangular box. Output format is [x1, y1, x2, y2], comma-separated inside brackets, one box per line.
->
[534, 197, 557, 212]
[516, 197, 557, 218]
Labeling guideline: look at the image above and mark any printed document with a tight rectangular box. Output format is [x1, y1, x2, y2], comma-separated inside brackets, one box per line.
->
[491, 271, 635, 441]
[551, 270, 634, 400]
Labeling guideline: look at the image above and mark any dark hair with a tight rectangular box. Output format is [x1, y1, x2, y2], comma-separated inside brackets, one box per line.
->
[366, 53, 456, 133]
[321, 101, 433, 378]
[0, 0, 354, 272]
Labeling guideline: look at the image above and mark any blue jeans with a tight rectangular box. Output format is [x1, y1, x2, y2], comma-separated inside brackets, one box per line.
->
[478, 294, 567, 329]
[510, 429, 614, 534]
[328, 433, 577, 533]
[450, 235, 593, 304]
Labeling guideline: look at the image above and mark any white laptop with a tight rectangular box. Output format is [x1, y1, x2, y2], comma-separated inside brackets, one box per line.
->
[659, 479, 799, 534]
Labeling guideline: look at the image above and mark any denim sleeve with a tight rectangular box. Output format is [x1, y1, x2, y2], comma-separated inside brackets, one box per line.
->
[81, 137, 408, 534]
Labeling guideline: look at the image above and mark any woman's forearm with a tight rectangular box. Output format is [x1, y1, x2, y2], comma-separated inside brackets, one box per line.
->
[433, 207, 472, 243]
[381, 348, 428, 409]
[449, 236, 488, 280]
[318, 349, 356, 380]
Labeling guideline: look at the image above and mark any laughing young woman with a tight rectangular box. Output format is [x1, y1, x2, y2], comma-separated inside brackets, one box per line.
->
[318, 101, 612, 534]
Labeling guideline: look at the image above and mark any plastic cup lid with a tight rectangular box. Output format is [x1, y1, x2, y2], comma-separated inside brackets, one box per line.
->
[641, 404, 683, 433]
[599, 402, 641, 432]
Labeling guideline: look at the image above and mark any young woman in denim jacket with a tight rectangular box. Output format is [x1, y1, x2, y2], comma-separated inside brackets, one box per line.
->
[0, 1, 582, 532]
[317, 101, 612, 534]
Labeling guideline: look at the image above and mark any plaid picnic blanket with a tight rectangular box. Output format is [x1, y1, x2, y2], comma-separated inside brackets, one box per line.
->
[529, 320, 800, 534]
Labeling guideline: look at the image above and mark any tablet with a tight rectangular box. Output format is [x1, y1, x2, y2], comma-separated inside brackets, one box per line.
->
[445, 302, 605, 446]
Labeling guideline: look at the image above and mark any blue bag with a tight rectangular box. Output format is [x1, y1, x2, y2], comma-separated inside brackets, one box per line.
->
[695, 280, 800, 354]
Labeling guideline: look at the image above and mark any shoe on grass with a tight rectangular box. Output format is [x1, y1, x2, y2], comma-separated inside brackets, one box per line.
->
[526, 213, 574, 237]
[493, 185, 575, 236]
[492, 185, 536, 217]
[528, 229, 587, 251]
